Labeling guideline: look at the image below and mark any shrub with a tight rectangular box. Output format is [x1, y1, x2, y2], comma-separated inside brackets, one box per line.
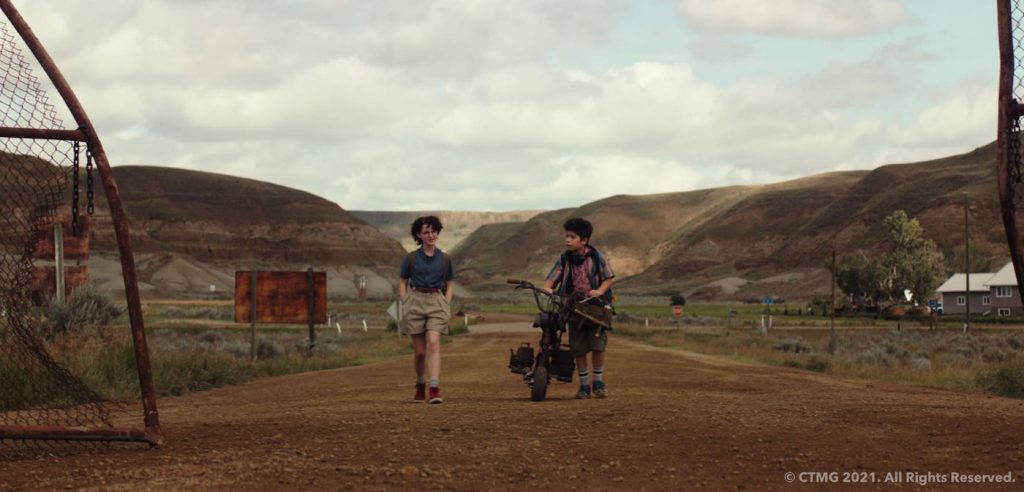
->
[201, 330, 222, 344]
[670, 294, 686, 306]
[258, 340, 286, 358]
[773, 339, 811, 353]
[1007, 335, 1023, 350]
[37, 285, 121, 340]
[910, 357, 932, 370]
[783, 357, 830, 372]
[976, 357, 1024, 399]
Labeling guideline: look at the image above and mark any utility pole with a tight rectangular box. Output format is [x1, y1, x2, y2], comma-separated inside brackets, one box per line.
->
[829, 246, 837, 354]
[964, 192, 970, 334]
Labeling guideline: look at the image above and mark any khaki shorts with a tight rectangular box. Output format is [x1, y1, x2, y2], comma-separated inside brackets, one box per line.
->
[400, 290, 450, 335]
[566, 302, 612, 357]
[568, 319, 608, 357]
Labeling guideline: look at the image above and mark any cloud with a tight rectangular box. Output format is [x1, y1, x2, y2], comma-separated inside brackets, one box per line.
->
[5, 0, 992, 212]
[882, 85, 996, 161]
[677, 0, 908, 38]
[547, 155, 703, 200]
[803, 36, 937, 108]
[690, 34, 754, 62]
[427, 62, 717, 150]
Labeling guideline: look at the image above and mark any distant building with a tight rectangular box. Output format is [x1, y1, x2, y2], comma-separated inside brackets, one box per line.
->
[935, 272, 993, 315]
[935, 263, 1024, 316]
[982, 263, 1024, 316]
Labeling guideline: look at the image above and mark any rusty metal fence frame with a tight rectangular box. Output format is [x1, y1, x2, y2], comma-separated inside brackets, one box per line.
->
[997, 0, 1024, 303]
[0, 0, 161, 446]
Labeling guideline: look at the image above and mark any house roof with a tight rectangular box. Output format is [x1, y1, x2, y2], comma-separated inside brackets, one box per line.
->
[983, 262, 1019, 287]
[936, 273, 994, 293]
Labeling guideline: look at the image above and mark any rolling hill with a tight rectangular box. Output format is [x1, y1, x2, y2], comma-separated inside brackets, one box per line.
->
[7, 141, 1010, 301]
[83, 166, 408, 298]
[349, 210, 544, 252]
[451, 142, 1008, 300]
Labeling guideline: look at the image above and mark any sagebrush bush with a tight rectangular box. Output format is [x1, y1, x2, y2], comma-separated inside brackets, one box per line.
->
[773, 339, 811, 353]
[976, 357, 1024, 399]
[37, 285, 121, 340]
[160, 305, 233, 320]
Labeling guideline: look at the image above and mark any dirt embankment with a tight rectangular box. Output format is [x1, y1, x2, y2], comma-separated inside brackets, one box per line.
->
[2, 327, 1022, 490]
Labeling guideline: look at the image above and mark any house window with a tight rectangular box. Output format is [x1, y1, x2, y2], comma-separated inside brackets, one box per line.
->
[996, 286, 1013, 298]
[982, 296, 991, 306]
[956, 296, 965, 306]
[998, 308, 1011, 317]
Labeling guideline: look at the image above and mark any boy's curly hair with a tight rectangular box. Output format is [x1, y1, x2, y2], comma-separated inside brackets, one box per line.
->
[563, 217, 593, 240]
[410, 215, 444, 245]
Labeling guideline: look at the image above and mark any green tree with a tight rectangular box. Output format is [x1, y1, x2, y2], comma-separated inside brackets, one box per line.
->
[940, 238, 992, 274]
[881, 210, 945, 303]
[834, 251, 886, 307]
[670, 293, 686, 306]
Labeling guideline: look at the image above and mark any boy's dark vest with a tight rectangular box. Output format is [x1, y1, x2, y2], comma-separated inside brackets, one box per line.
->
[553, 247, 612, 304]
[405, 250, 451, 288]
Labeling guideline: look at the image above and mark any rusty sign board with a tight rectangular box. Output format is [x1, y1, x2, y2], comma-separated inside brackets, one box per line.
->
[31, 266, 89, 304]
[235, 270, 327, 324]
[32, 215, 90, 261]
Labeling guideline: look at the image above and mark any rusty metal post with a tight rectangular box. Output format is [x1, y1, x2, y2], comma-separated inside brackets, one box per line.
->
[251, 267, 257, 360]
[0, 424, 149, 443]
[0, 127, 86, 140]
[307, 268, 316, 354]
[0, 0, 161, 446]
[965, 192, 971, 333]
[996, 0, 1024, 305]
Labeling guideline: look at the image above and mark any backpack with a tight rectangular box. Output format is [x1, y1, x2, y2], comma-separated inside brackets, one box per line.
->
[405, 250, 451, 285]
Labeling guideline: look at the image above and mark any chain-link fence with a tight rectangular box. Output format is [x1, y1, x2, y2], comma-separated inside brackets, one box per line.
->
[0, 5, 158, 452]
[1010, 1, 1024, 185]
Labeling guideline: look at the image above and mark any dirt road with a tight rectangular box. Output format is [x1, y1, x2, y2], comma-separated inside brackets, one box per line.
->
[2, 324, 1022, 490]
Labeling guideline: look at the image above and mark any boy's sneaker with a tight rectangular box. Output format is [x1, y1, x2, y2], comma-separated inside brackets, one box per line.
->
[593, 380, 607, 398]
[575, 384, 591, 399]
[413, 383, 426, 402]
[428, 386, 443, 404]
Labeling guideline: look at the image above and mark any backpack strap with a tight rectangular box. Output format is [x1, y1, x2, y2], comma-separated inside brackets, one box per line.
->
[559, 252, 571, 295]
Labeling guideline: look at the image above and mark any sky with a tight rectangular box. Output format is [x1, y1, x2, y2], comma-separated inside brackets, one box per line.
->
[13, 0, 998, 212]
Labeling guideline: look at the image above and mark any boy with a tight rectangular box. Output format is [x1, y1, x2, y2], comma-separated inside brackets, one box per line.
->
[543, 217, 615, 399]
[399, 215, 454, 404]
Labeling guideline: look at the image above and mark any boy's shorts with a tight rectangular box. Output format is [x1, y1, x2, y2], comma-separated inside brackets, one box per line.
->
[401, 290, 450, 335]
[568, 321, 607, 357]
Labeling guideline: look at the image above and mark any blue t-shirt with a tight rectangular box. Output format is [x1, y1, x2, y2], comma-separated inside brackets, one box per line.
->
[400, 248, 453, 289]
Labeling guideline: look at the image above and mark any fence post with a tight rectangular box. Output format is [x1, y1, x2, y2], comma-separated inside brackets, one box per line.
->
[54, 222, 64, 303]
[250, 267, 257, 360]
[307, 267, 316, 354]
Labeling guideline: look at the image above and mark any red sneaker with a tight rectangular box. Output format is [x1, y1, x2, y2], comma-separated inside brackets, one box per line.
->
[428, 386, 443, 404]
[413, 383, 426, 402]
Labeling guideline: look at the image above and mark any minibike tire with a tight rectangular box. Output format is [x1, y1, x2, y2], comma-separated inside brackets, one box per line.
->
[530, 366, 548, 402]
